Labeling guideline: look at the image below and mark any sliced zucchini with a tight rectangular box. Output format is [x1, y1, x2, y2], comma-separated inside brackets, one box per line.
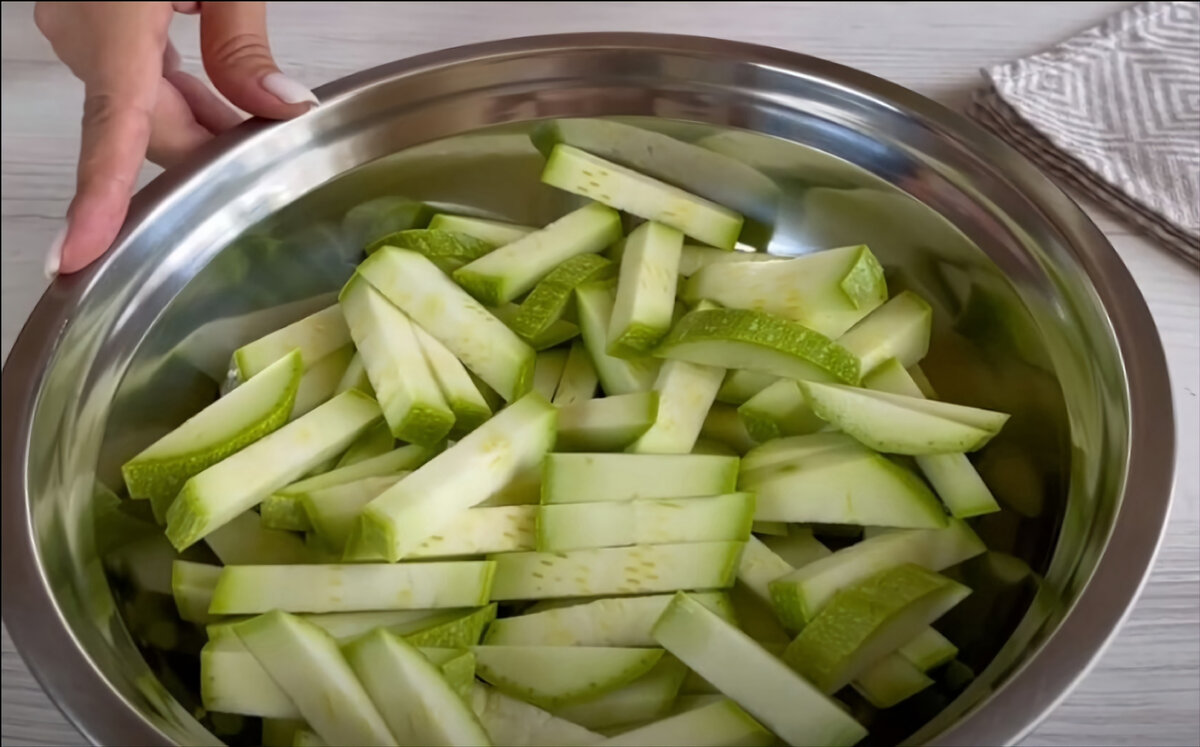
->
[453, 203, 622, 305]
[302, 474, 407, 552]
[782, 564, 970, 693]
[533, 348, 570, 400]
[628, 360, 724, 455]
[602, 698, 775, 747]
[655, 308, 860, 385]
[291, 345, 355, 419]
[768, 519, 984, 625]
[428, 214, 535, 246]
[608, 221, 683, 355]
[260, 493, 313, 532]
[413, 323, 493, 436]
[576, 281, 661, 395]
[336, 421, 396, 468]
[836, 290, 931, 376]
[556, 392, 659, 451]
[341, 277, 455, 446]
[279, 444, 437, 496]
[864, 358, 1000, 516]
[268, 609, 459, 644]
[491, 303, 581, 351]
[552, 340, 599, 406]
[851, 654, 934, 709]
[799, 381, 1009, 454]
[472, 645, 663, 709]
[172, 560, 222, 624]
[364, 228, 496, 272]
[425, 648, 478, 701]
[165, 390, 382, 550]
[652, 593, 867, 747]
[760, 527, 833, 570]
[740, 432, 861, 476]
[734, 536, 794, 608]
[345, 629, 491, 746]
[470, 684, 602, 747]
[541, 453, 739, 504]
[357, 247, 535, 401]
[201, 628, 299, 718]
[541, 145, 744, 250]
[484, 592, 733, 647]
[204, 511, 315, 565]
[898, 627, 958, 672]
[335, 351, 374, 396]
[743, 449, 947, 528]
[537, 493, 755, 551]
[531, 118, 776, 242]
[513, 254, 615, 341]
[234, 306, 351, 381]
[357, 393, 556, 561]
[209, 561, 496, 614]
[684, 245, 887, 338]
[232, 611, 397, 746]
[122, 350, 302, 505]
[715, 370, 777, 406]
[679, 245, 780, 278]
[401, 505, 536, 559]
[699, 403, 759, 455]
[404, 604, 497, 648]
[550, 656, 688, 730]
[736, 379, 823, 443]
[489, 542, 742, 600]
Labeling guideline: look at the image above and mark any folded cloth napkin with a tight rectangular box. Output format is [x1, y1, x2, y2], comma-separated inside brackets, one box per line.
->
[970, 1, 1200, 266]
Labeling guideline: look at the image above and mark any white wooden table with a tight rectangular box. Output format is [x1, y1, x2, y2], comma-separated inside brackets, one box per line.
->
[2, 2, 1197, 745]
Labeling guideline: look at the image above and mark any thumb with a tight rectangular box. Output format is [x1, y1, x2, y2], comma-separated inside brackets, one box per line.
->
[199, 1, 316, 119]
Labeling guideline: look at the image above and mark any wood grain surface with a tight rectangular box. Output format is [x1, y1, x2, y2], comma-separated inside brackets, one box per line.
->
[2, 2, 1197, 745]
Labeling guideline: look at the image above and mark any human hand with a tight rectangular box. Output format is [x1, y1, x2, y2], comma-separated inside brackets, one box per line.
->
[35, 1, 318, 278]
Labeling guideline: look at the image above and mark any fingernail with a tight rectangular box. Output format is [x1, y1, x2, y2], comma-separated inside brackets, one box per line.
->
[44, 226, 65, 281]
[261, 72, 319, 107]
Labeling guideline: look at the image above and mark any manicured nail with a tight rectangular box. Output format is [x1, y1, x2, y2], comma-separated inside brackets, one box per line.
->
[44, 226, 65, 281]
[261, 72, 319, 107]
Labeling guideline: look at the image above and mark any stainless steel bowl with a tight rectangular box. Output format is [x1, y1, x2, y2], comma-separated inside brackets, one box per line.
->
[1, 33, 1174, 746]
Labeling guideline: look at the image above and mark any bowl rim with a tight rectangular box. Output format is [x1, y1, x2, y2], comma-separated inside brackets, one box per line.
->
[1, 31, 1175, 747]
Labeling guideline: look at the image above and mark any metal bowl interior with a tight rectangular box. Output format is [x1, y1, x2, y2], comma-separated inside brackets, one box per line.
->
[1, 33, 1173, 747]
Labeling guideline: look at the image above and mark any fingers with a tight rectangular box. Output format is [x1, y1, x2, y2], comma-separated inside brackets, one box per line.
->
[37, 2, 174, 274]
[199, 2, 316, 119]
[58, 90, 155, 274]
[166, 70, 244, 134]
[148, 79, 216, 167]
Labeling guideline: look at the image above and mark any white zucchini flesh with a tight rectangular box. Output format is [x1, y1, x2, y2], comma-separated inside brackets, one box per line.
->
[209, 561, 497, 614]
[165, 390, 382, 550]
[489, 542, 743, 600]
[541, 453, 739, 504]
[340, 278, 455, 446]
[537, 493, 755, 551]
[232, 611, 397, 746]
[356, 393, 556, 561]
[652, 593, 867, 747]
[483, 592, 733, 647]
[345, 628, 491, 746]
[541, 145, 744, 250]
[356, 247, 535, 401]
[122, 350, 302, 505]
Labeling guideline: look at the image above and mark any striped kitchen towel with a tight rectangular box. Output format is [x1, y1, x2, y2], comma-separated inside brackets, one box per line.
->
[971, 1, 1199, 266]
